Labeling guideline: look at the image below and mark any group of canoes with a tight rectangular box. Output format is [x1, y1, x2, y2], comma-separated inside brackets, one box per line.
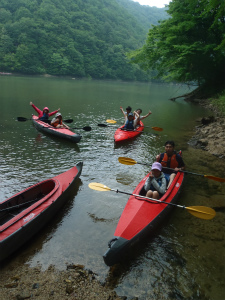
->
[0, 103, 218, 266]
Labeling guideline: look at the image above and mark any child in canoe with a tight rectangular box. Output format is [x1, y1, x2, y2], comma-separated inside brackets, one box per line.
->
[120, 106, 132, 124]
[123, 113, 135, 130]
[51, 113, 70, 129]
[30, 102, 60, 122]
[144, 162, 167, 199]
[134, 108, 152, 128]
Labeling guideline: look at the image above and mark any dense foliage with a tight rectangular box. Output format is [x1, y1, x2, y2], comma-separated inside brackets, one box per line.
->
[129, 0, 225, 96]
[0, 0, 167, 80]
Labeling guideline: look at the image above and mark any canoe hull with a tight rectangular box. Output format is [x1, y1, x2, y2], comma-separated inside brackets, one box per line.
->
[32, 115, 82, 143]
[114, 121, 144, 143]
[103, 170, 184, 266]
[0, 162, 83, 262]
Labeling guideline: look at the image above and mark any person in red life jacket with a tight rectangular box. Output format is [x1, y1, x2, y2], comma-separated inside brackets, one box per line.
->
[134, 108, 152, 128]
[123, 113, 134, 130]
[144, 162, 167, 199]
[156, 140, 185, 188]
[30, 102, 60, 122]
[120, 106, 132, 124]
[51, 113, 70, 129]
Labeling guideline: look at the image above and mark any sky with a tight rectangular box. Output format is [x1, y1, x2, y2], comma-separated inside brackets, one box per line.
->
[132, 0, 171, 8]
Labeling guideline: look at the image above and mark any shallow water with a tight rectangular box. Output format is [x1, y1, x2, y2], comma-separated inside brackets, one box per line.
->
[1, 76, 225, 300]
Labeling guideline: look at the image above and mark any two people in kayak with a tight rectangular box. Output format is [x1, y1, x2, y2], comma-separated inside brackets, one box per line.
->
[120, 106, 152, 130]
[144, 140, 185, 199]
[30, 102, 69, 128]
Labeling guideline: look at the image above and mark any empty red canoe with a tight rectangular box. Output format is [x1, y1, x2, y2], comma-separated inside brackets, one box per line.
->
[32, 115, 82, 143]
[0, 162, 83, 262]
[114, 121, 144, 143]
[103, 170, 185, 266]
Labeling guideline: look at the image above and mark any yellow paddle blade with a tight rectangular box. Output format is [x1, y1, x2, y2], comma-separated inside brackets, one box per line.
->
[152, 126, 163, 132]
[186, 206, 216, 220]
[204, 175, 225, 183]
[88, 182, 111, 191]
[118, 157, 137, 165]
[106, 119, 117, 124]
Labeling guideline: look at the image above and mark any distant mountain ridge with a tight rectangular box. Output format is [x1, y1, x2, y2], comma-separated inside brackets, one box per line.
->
[0, 0, 168, 80]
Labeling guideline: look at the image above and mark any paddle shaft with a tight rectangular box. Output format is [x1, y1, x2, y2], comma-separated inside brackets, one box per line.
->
[110, 188, 185, 208]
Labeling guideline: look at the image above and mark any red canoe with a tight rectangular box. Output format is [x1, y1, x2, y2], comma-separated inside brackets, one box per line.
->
[114, 121, 144, 143]
[0, 162, 83, 262]
[103, 170, 185, 266]
[32, 115, 82, 143]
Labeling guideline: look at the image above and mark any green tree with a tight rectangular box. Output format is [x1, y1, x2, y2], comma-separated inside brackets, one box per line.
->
[129, 0, 225, 97]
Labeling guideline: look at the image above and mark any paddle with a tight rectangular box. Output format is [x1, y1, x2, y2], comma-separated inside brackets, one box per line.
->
[98, 123, 116, 127]
[17, 117, 74, 123]
[72, 126, 92, 131]
[106, 119, 117, 124]
[88, 183, 216, 220]
[118, 157, 225, 183]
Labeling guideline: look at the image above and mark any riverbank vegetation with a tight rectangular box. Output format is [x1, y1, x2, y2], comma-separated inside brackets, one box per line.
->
[211, 91, 225, 116]
[129, 0, 225, 99]
[0, 0, 168, 81]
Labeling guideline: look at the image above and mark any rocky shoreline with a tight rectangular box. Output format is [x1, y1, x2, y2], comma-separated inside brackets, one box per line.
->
[188, 99, 225, 159]
[0, 263, 127, 300]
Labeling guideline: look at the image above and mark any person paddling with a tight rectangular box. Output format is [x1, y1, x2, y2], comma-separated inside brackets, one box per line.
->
[156, 140, 185, 188]
[30, 102, 60, 122]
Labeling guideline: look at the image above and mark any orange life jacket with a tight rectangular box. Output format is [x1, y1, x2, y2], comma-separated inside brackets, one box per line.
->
[51, 119, 62, 127]
[160, 152, 179, 169]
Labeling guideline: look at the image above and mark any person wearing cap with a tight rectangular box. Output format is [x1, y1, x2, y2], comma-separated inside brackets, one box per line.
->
[156, 140, 185, 188]
[120, 106, 132, 124]
[144, 162, 167, 199]
[51, 112, 70, 129]
[133, 108, 152, 128]
[30, 102, 60, 122]
[123, 112, 134, 130]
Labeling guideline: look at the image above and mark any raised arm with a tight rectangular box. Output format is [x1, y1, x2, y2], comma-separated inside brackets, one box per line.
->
[140, 110, 152, 120]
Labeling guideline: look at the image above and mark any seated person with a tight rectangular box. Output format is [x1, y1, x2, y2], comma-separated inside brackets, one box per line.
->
[123, 113, 134, 130]
[144, 162, 167, 199]
[51, 113, 70, 129]
[156, 140, 185, 188]
[134, 108, 152, 128]
[120, 106, 132, 124]
[30, 101, 60, 122]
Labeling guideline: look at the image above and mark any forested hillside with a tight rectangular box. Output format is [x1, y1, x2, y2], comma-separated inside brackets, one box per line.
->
[0, 0, 167, 80]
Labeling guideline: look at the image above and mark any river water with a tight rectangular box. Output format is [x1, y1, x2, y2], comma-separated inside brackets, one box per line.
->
[1, 75, 225, 300]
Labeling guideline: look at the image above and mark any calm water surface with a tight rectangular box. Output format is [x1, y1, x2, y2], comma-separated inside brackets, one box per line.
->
[1, 75, 225, 300]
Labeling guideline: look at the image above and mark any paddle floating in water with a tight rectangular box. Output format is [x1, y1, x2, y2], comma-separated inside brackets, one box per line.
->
[88, 182, 216, 220]
[118, 157, 225, 183]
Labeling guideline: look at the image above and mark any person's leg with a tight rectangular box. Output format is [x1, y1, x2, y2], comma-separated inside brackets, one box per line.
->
[146, 190, 153, 198]
[167, 173, 176, 188]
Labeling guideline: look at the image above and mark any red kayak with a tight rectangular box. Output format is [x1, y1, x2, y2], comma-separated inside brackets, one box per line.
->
[0, 162, 83, 262]
[114, 121, 144, 143]
[103, 170, 185, 266]
[32, 115, 82, 143]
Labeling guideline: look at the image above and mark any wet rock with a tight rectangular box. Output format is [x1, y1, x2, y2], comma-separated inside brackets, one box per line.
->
[201, 116, 215, 125]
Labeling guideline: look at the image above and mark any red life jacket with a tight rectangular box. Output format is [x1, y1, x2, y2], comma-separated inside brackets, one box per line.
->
[161, 152, 179, 169]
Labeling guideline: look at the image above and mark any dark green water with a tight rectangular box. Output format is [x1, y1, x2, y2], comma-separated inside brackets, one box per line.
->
[1, 75, 225, 300]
